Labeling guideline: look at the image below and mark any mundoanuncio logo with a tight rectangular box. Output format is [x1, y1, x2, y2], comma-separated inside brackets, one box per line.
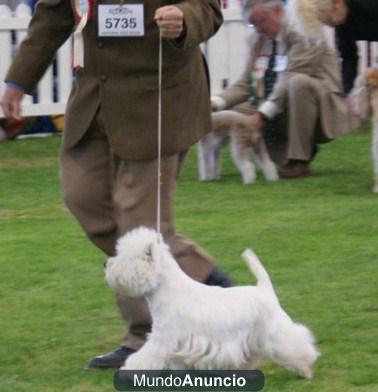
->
[114, 370, 265, 391]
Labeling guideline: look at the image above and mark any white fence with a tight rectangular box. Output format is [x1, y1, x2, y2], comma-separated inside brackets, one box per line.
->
[203, 7, 250, 95]
[0, 3, 378, 119]
[0, 4, 248, 119]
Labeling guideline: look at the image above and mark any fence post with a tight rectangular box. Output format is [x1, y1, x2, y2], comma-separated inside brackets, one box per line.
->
[204, 7, 250, 95]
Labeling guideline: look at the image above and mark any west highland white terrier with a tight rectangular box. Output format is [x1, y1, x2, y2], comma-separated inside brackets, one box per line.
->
[105, 227, 319, 378]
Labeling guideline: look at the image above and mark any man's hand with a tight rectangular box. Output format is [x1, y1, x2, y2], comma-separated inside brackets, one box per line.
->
[237, 112, 265, 143]
[154, 6, 184, 39]
[210, 100, 219, 112]
[1, 86, 24, 121]
[247, 112, 265, 130]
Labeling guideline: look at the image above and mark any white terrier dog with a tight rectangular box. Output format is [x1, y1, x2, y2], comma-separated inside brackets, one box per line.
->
[106, 227, 319, 378]
[198, 111, 279, 184]
[350, 68, 378, 193]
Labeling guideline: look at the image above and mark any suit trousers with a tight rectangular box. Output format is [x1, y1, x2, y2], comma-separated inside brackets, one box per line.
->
[59, 109, 214, 350]
[286, 73, 329, 161]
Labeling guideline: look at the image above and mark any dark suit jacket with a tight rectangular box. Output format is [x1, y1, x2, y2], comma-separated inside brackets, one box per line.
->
[6, 0, 223, 160]
[336, 0, 378, 93]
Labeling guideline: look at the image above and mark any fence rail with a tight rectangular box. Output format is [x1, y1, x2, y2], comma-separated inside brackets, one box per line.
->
[0, 4, 249, 118]
[0, 3, 377, 119]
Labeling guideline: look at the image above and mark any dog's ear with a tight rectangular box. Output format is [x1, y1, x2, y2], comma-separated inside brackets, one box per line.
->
[144, 238, 162, 265]
[144, 243, 154, 264]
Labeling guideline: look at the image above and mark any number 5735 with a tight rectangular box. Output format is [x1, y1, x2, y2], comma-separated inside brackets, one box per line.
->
[105, 17, 137, 29]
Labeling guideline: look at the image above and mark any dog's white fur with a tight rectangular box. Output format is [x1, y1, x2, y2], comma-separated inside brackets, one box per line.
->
[198, 111, 279, 184]
[106, 227, 319, 378]
[350, 68, 378, 193]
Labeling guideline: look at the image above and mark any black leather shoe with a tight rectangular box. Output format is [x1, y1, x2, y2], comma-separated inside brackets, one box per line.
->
[86, 346, 136, 370]
[204, 267, 232, 287]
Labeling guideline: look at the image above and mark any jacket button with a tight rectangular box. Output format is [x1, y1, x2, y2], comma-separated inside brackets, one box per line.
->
[100, 74, 107, 82]
[97, 41, 104, 48]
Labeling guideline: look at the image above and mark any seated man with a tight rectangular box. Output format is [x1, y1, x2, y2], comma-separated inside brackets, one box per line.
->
[212, 0, 351, 178]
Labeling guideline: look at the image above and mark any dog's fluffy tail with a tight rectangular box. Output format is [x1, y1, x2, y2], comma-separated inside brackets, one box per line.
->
[242, 249, 277, 298]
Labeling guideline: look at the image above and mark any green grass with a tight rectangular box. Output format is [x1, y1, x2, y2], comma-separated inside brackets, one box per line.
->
[0, 131, 377, 391]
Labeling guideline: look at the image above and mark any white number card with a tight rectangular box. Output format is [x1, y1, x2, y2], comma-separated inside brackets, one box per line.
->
[98, 4, 144, 37]
[274, 55, 288, 72]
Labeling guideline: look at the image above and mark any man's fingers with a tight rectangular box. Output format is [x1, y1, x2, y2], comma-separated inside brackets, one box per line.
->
[154, 5, 184, 39]
[154, 6, 181, 21]
[1, 87, 24, 121]
[2, 100, 20, 120]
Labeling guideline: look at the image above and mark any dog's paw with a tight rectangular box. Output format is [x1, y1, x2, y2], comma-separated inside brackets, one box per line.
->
[265, 170, 279, 182]
[240, 166, 256, 184]
[242, 172, 256, 184]
[260, 163, 279, 182]
[373, 183, 378, 193]
[298, 366, 313, 380]
[199, 174, 220, 181]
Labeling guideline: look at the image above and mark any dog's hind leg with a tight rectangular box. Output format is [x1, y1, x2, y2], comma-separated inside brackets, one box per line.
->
[230, 133, 256, 184]
[250, 140, 279, 182]
[198, 135, 223, 181]
[198, 140, 210, 181]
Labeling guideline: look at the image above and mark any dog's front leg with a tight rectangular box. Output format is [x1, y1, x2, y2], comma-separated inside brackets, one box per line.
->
[121, 341, 169, 370]
[250, 141, 279, 182]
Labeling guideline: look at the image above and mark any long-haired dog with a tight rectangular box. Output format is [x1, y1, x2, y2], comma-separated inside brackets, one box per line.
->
[350, 68, 378, 193]
[106, 227, 319, 378]
[198, 111, 279, 184]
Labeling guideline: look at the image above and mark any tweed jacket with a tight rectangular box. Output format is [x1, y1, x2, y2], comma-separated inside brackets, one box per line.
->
[220, 19, 351, 139]
[6, 0, 223, 160]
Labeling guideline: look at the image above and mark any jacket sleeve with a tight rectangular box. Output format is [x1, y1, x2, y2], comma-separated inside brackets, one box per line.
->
[173, 0, 223, 49]
[5, 0, 75, 93]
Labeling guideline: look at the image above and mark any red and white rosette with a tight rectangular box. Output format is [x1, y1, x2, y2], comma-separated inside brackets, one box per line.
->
[71, 0, 94, 68]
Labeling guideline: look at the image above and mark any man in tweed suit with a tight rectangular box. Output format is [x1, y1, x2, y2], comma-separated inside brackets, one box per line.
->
[212, 0, 351, 178]
[1, 0, 231, 368]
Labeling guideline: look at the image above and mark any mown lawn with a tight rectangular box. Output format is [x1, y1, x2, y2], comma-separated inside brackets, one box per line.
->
[0, 131, 377, 391]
